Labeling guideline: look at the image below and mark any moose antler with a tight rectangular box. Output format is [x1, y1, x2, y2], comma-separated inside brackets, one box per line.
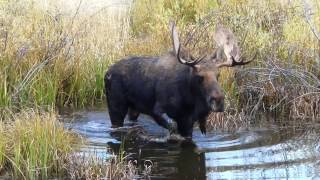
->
[170, 21, 206, 66]
[215, 53, 257, 68]
[213, 25, 255, 68]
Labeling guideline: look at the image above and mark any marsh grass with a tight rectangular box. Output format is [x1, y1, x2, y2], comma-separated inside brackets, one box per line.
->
[0, 110, 78, 179]
[0, 0, 130, 109]
[64, 136, 152, 180]
[0, 0, 319, 163]
[1, 0, 319, 120]
[206, 111, 249, 131]
[0, 0, 319, 177]
[0, 109, 143, 179]
[66, 152, 138, 180]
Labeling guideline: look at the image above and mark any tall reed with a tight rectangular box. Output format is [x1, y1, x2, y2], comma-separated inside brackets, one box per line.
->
[1, 0, 319, 120]
[0, 110, 77, 179]
[0, 0, 131, 109]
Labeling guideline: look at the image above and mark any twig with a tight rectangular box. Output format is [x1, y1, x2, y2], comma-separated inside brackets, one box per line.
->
[302, 0, 320, 41]
[11, 55, 57, 102]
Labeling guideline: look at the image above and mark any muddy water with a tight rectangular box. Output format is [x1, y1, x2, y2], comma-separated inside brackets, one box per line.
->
[63, 110, 320, 179]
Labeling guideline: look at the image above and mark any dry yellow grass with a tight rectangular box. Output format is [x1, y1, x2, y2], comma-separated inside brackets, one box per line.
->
[0, 110, 77, 179]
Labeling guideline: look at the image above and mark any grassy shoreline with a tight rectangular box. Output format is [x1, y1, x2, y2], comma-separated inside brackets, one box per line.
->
[0, 109, 142, 179]
[0, 110, 76, 179]
[1, 0, 319, 120]
[0, 0, 320, 178]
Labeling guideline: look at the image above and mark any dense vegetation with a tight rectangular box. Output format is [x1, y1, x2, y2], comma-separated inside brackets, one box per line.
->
[0, 0, 319, 178]
[1, 0, 319, 118]
[0, 110, 76, 179]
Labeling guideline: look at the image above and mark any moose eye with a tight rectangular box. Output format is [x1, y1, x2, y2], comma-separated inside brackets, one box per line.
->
[197, 75, 204, 84]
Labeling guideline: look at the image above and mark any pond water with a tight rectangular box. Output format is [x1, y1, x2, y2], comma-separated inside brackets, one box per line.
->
[63, 110, 320, 179]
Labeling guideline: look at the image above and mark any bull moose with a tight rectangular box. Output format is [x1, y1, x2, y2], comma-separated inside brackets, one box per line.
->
[104, 22, 253, 139]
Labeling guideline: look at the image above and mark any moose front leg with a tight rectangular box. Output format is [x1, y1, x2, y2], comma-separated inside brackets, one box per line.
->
[176, 116, 195, 138]
[151, 114, 177, 134]
[151, 103, 177, 133]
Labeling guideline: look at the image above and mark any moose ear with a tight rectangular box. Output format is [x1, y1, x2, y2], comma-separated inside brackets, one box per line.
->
[193, 64, 201, 73]
[193, 64, 201, 72]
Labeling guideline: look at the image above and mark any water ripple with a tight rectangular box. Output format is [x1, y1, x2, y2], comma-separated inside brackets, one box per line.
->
[63, 110, 320, 179]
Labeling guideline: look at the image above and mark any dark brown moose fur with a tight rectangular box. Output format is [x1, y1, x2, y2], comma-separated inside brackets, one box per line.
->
[104, 22, 252, 138]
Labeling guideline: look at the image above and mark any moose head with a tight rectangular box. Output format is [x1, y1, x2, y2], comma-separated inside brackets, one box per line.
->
[170, 21, 254, 118]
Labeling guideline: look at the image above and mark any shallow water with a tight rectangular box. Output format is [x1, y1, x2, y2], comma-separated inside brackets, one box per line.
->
[63, 110, 320, 179]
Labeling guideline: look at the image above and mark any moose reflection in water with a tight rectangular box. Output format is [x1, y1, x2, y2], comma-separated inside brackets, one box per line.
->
[64, 111, 320, 179]
[108, 131, 206, 180]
